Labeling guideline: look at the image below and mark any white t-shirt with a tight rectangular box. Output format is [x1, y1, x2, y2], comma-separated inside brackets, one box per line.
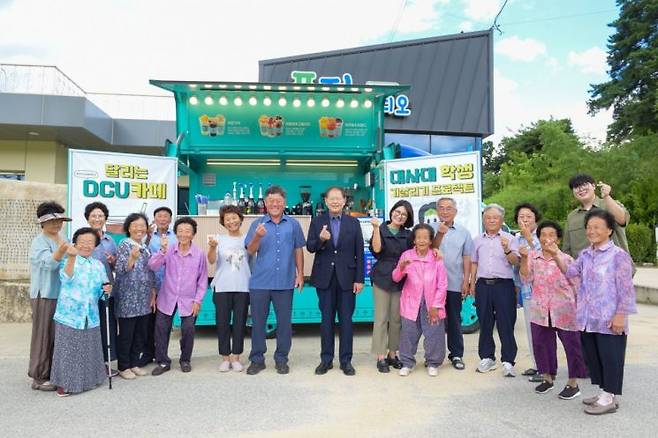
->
[210, 234, 251, 293]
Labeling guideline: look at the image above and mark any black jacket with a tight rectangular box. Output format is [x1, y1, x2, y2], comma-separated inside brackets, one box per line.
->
[307, 213, 365, 290]
[369, 223, 412, 292]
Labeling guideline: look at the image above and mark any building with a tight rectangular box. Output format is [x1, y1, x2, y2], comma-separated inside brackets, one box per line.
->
[0, 30, 493, 183]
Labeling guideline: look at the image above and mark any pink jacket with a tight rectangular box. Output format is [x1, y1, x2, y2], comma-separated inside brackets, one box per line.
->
[392, 249, 447, 321]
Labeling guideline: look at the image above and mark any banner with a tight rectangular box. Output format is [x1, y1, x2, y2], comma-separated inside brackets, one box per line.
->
[384, 152, 482, 237]
[67, 149, 177, 239]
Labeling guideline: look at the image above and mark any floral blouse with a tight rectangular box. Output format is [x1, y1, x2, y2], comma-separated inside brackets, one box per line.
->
[54, 256, 108, 330]
[114, 239, 155, 318]
[521, 250, 578, 331]
[565, 241, 637, 335]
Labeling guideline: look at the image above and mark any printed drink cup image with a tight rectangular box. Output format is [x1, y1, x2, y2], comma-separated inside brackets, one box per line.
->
[272, 116, 284, 136]
[209, 118, 218, 136]
[259, 115, 269, 136]
[199, 115, 210, 136]
[334, 118, 343, 137]
[319, 117, 328, 137]
[215, 114, 226, 136]
[326, 118, 337, 137]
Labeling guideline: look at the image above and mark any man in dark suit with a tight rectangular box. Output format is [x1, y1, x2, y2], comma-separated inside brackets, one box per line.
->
[307, 187, 365, 376]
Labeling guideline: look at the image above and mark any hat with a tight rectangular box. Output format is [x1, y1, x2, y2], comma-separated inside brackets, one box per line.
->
[37, 212, 72, 224]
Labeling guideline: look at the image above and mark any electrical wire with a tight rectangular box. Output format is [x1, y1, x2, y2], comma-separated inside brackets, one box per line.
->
[389, 0, 408, 42]
[491, 0, 510, 35]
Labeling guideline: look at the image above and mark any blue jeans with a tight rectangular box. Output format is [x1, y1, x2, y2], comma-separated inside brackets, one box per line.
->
[249, 289, 293, 364]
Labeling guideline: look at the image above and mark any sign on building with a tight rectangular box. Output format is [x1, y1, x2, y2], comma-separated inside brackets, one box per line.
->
[384, 151, 482, 236]
[67, 149, 177, 239]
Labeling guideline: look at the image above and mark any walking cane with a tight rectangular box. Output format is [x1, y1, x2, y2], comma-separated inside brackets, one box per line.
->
[102, 282, 113, 390]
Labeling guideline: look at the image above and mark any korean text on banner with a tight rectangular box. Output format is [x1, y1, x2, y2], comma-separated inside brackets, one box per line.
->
[67, 149, 178, 238]
[384, 152, 482, 237]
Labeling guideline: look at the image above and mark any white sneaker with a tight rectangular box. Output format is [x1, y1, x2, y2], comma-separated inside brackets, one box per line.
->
[502, 362, 516, 377]
[218, 360, 231, 373]
[476, 358, 497, 373]
[428, 366, 438, 377]
[130, 366, 147, 377]
[231, 361, 244, 372]
[399, 367, 411, 376]
[119, 369, 136, 380]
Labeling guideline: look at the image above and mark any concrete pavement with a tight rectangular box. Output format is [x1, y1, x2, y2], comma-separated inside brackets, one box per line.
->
[1, 304, 657, 437]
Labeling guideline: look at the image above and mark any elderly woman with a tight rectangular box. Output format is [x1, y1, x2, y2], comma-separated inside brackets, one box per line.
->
[512, 203, 544, 382]
[50, 227, 112, 397]
[519, 220, 587, 399]
[149, 217, 208, 375]
[554, 209, 636, 415]
[84, 201, 118, 376]
[28, 201, 71, 391]
[469, 203, 519, 377]
[114, 213, 156, 380]
[370, 200, 414, 373]
[208, 206, 251, 373]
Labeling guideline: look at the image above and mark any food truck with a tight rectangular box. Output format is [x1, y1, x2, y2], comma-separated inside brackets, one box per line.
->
[150, 79, 482, 334]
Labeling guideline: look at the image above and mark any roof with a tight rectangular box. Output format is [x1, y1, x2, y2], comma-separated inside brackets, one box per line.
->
[259, 30, 494, 137]
[149, 80, 409, 97]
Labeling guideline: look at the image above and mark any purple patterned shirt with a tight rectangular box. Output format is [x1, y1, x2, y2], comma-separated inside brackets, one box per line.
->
[565, 241, 636, 335]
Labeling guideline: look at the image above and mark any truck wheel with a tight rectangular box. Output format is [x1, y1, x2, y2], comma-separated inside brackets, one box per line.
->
[460, 295, 479, 334]
[266, 323, 277, 339]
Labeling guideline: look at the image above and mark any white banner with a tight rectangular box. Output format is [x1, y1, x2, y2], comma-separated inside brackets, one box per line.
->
[384, 151, 482, 237]
[67, 149, 177, 238]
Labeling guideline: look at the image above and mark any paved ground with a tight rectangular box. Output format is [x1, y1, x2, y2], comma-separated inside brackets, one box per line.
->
[2, 304, 657, 438]
[634, 266, 658, 289]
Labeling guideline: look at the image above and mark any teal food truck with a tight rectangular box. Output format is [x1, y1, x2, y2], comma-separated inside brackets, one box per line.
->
[150, 79, 480, 334]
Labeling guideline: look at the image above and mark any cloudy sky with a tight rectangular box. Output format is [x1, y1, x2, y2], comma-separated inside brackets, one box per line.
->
[0, 0, 618, 145]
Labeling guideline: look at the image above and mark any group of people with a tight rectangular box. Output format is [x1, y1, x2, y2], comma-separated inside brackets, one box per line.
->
[27, 175, 636, 415]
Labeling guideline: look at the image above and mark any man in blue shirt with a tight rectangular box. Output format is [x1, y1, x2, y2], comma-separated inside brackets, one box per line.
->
[141, 206, 177, 366]
[431, 197, 473, 370]
[245, 185, 305, 375]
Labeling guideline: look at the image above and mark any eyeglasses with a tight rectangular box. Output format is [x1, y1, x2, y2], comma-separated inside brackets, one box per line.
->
[392, 210, 408, 218]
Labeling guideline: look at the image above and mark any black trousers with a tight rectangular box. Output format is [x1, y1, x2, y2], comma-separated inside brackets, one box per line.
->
[98, 297, 117, 362]
[445, 291, 464, 359]
[475, 278, 517, 365]
[581, 331, 627, 395]
[213, 292, 249, 356]
[317, 271, 356, 366]
[138, 312, 156, 366]
[117, 314, 148, 371]
[155, 307, 196, 365]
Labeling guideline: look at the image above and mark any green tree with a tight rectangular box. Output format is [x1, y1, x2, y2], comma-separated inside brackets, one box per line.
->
[588, 0, 658, 142]
[484, 119, 590, 224]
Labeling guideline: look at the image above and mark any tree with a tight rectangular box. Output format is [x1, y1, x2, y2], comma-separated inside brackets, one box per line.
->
[588, 0, 658, 142]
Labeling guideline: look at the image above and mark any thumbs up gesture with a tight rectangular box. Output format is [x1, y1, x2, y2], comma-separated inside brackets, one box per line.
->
[319, 224, 331, 241]
[160, 235, 169, 253]
[255, 223, 267, 237]
[129, 243, 141, 259]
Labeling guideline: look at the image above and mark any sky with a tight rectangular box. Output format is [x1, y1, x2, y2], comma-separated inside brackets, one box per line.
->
[0, 0, 619, 146]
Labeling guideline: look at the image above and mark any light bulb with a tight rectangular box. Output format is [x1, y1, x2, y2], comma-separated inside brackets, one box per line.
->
[293, 98, 301, 108]
[204, 96, 213, 105]
[278, 97, 287, 106]
[263, 97, 272, 106]
[336, 99, 345, 108]
[219, 96, 228, 106]
[321, 98, 330, 107]
[188, 96, 198, 105]
[249, 96, 257, 106]
[307, 99, 316, 107]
